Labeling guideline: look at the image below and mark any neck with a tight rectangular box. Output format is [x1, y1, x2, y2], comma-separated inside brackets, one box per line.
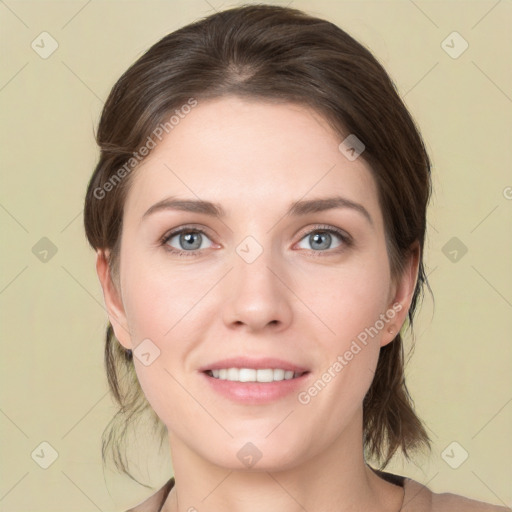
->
[162, 412, 404, 512]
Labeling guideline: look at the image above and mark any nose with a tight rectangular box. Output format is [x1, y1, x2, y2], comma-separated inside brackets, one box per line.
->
[222, 246, 293, 333]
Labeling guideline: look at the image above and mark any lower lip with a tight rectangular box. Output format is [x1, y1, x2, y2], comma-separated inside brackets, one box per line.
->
[201, 371, 310, 404]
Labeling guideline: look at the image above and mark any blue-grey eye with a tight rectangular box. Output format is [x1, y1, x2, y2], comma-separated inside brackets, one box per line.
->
[164, 229, 213, 251]
[297, 230, 344, 251]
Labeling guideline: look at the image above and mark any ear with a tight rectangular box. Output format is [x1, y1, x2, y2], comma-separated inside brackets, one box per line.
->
[95, 249, 132, 350]
[380, 241, 420, 347]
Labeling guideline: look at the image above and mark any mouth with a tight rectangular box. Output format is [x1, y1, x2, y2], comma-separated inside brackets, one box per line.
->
[201, 366, 311, 404]
[199, 357, 311, 403]
[203, 368, 309, 383]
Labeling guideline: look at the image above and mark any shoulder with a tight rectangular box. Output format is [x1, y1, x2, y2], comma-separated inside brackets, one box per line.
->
[402, 476, 510, 512]
[125, 477, 174, 512]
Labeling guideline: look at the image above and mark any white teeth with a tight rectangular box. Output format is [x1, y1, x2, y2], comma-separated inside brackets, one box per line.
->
[208, 368, 303, 382]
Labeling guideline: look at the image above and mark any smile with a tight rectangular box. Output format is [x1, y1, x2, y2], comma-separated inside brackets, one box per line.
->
[205, 368, 307, 382]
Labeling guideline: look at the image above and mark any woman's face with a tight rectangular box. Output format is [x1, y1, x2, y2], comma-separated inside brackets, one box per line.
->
[99, 96, 416, 470]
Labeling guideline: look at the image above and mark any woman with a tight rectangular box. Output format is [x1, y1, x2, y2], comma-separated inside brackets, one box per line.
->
[84, 5, 508, 512]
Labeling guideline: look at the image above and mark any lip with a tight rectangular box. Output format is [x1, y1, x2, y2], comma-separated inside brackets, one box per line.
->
[198, 357, 309, 373]
[201, 370, 311, 404]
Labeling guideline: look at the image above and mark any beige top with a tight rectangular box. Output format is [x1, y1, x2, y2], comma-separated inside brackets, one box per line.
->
[126, 470, 510, 512]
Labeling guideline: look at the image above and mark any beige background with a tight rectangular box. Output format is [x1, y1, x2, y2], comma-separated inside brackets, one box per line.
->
[1, 0, 511, 510]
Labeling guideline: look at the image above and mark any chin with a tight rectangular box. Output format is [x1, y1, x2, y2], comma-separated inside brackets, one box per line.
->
[203, 436, 309, 472]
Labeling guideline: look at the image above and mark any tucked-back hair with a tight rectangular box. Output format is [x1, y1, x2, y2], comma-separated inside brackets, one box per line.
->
[84, 3, 432, 486]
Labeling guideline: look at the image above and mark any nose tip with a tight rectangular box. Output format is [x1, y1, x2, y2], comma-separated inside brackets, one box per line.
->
[222, 258, 292, 332]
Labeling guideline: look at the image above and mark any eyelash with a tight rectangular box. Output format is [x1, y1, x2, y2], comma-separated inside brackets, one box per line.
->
[159, 224, 352, 258]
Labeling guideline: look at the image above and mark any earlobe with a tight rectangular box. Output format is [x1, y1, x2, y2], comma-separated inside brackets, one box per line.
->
[95, 249, 132, 350]
[381, 241, 421, 347]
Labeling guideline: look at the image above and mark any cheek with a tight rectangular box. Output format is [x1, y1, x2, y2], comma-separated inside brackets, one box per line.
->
[296, 283, 388, 442]
[119, 254, 215, 421]
[300, 256, 391, 404]
[310, 255, 392, 348]
[121, 256, 204, 343]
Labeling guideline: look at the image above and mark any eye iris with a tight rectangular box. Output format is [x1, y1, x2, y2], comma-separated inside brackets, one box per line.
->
[181, 232, 201, 250]
[310, 231, 331, 250]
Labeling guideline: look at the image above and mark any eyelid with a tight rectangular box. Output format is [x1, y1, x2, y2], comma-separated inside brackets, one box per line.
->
[160, 223, 213, 241]
[295, 224, 352, 245]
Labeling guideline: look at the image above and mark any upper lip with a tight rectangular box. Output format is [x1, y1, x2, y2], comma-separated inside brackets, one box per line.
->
[199, 357, 310, 373]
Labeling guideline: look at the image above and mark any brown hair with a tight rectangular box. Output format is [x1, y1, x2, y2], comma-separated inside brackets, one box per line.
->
[84, 3, 432, 486]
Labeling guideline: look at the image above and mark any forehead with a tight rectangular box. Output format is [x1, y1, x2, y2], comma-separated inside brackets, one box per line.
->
[123, 96, 381, 225]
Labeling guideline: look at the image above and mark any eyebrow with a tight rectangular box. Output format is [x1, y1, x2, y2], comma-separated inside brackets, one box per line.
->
[142, 195, 373, 226]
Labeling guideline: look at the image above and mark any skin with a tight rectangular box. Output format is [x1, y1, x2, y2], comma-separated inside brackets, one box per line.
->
[96, 96, 419, 512]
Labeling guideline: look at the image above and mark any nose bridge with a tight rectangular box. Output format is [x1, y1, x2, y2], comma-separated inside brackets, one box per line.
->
[222, 234, 292, 331]
[234, 235, 275, 288]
